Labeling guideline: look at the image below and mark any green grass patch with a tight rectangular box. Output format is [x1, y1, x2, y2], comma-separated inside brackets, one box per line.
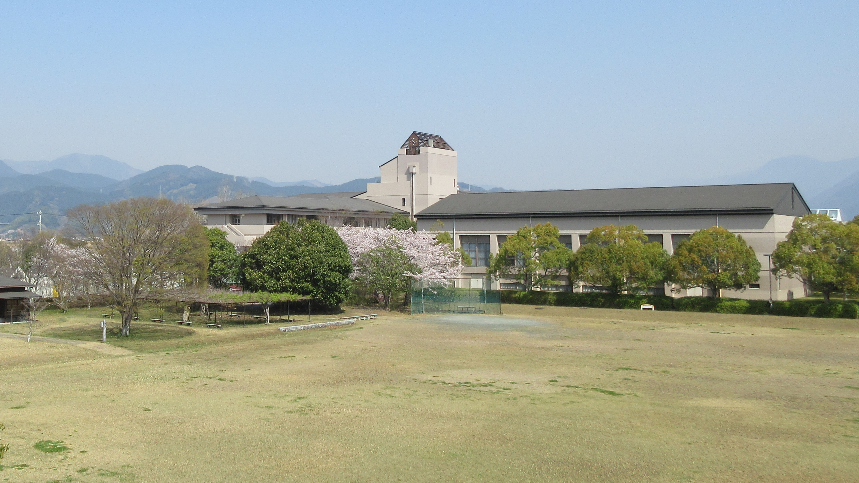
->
[33, 440, 70, 453]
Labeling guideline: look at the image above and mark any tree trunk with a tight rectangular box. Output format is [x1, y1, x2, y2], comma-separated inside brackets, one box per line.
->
[264, 304, 270, 324]
[121, 311, 133, 336]
[182, 305, 190, 323]
[823, 290, 831, 303]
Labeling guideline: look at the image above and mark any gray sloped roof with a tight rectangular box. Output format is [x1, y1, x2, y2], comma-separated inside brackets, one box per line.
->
[417, 183, 811, 219]
[0, 275, 32, 289]
[195, 193, 405, 214]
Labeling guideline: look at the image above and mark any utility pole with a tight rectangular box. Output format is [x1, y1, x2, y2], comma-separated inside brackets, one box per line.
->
[37, 210, 43, 233]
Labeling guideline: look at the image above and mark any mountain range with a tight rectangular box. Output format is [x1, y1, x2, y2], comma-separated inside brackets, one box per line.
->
[0, 153, 856, 236]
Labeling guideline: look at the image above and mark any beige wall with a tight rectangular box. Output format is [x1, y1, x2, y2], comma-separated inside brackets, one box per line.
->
[359, 146, 458, 215]
[417, 213, 807, 301]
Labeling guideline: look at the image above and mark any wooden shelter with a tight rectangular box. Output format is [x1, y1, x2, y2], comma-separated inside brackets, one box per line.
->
[0, 275, 41, 322]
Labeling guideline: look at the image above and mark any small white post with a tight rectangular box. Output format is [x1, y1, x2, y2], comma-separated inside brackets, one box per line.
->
[101, 320, 107, 343]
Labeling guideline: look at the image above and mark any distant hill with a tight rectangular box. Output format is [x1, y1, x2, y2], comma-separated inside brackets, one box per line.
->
[251, 177, 330, 188]
[703, 155, 859, 201]
[699, 155, 859, 219]
[0, 160, 21, 177]
[37, 169, 119, 191]
[6, 153, 143, 181]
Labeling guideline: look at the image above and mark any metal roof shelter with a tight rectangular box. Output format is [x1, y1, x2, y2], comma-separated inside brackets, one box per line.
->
[416, 183, 811, 219]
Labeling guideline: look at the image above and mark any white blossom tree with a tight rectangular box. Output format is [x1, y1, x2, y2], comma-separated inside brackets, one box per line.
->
[336, 227, 462, 282]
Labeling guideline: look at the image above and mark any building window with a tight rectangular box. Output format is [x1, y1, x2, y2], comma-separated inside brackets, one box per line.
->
[460, 235, 491, 267]
[749, 283, 761, 289]
[646, 234, 663, 247]
[558, 235, 573, 250]
[287, 214, 300, 224]
[230, 215, 241, 225]
[402, 198, 406, 206]
[266, 214, 283, 225]
[671, 234, 691, 251]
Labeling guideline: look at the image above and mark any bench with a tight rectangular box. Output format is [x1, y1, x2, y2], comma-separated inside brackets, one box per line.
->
[151, 318, 164, 322]
[177, 320, 192, 326]
[640, 304, 655, 311]
[206, 323, 222, 328]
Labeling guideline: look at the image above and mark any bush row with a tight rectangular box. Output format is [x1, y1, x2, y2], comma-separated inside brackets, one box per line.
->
[499, 291, 859, 319]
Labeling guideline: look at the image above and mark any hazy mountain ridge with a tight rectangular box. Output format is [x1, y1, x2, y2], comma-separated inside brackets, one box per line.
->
[5, 153, 144, 181]
[1, 152, 857, 234]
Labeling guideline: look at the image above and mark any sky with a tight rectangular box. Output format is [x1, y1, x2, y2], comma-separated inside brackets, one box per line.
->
[1, 1, 857, 190]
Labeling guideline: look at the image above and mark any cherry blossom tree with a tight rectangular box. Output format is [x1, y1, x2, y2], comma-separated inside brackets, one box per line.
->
[335, 227, 462, 283]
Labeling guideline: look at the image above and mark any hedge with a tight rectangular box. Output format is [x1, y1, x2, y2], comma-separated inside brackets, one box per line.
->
[500, 291, 859, 319]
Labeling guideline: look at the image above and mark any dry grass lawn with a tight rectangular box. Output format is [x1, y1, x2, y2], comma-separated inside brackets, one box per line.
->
[1, 305, 858, 482]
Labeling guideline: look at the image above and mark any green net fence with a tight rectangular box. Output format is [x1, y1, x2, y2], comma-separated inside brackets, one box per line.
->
[411, 280, 501, 315]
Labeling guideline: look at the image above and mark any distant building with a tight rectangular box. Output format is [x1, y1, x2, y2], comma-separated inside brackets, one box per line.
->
[416, 183, 811, 301]
[194, 131, 455, 247]
[194, 192, 404, 248]
[197, 132, 813, 300]
[813, 208, 842, 222]
[357, 132, 458, 218]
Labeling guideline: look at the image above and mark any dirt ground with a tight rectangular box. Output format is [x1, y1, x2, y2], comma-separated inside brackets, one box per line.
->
[1, 305, 857, 482]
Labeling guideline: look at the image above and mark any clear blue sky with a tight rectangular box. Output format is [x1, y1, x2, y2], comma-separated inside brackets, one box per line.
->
[1, 1, 857, 190]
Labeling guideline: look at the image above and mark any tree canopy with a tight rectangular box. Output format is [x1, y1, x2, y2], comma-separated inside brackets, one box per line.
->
[772, 214, 859, 302]
[669, 226, 761, 298]
[386, 213, 417, 231]
[354, 239, 419, 309]
[242, 219, 352, 307]
[205, 227, 240, 288]
[570, 225, 669, 294]
[66, 198, 209, 336]
[488, 223, 569, 291]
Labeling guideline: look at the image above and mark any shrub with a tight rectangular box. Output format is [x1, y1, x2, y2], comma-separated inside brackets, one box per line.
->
[714, 299, 753, 314]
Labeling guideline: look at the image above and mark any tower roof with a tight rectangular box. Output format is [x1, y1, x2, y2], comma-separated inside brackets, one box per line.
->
[400, 131, 454, 154]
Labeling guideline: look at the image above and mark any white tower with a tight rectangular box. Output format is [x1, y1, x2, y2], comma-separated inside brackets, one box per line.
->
[359, 132, 458, 217]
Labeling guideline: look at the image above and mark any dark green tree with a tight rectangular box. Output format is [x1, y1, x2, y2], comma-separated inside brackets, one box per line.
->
[488, 223, 570, 290]
[241, 219, 352, 307]
[570, 225, 669, 294]
[205, 228, 240, 288]
[772, 214, 859, 302]
[669, 226, 761, 299]
[354, 240, 419, 310]
[386, 213, 417, 231]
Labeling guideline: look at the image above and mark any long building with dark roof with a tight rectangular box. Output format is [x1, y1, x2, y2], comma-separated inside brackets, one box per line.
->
[416, 183, 810, 300]
[195, 192, 405, 248]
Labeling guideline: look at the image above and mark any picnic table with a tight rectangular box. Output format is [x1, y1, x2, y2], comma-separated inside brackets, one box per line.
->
[176, 320, 192, 326]
[206, 323, 222, 328]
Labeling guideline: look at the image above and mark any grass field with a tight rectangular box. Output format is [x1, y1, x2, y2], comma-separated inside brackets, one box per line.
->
[1, 305, 858, 482]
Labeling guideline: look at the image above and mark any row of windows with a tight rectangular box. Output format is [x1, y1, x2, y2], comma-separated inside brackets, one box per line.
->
[459, 233, 696, 267]
[225, 214, 384, 228]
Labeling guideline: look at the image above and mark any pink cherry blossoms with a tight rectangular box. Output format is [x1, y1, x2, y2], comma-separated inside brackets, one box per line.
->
[335, 227, 462, 282]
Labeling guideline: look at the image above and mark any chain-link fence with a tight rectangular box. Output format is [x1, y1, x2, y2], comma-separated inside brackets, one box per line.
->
[411, 279, 501, 315]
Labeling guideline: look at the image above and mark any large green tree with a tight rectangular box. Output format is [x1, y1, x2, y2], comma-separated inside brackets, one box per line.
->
[772, 214, 859, 302]
[205, 227, 240, 288]
[66, 198, 209, 336]
[488, 223, 570, 291]
[669, 226, 761, 299]
[570, 225, 669, 294]
[354, 239, 419, 310]
[241, 219, 352, 307]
